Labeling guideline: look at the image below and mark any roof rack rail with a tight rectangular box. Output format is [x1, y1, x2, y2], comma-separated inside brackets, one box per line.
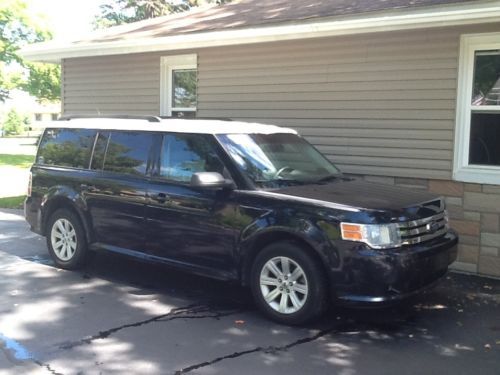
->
[58, 114, 162, 123]
[158, 116, 233, 121]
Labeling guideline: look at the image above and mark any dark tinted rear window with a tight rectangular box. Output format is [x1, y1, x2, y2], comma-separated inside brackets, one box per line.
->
[103, 131, 153, 175]
[37, 128, 97, 168]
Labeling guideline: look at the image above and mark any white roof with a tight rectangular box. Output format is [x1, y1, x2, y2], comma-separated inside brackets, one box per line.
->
[47, 118, 298, 135]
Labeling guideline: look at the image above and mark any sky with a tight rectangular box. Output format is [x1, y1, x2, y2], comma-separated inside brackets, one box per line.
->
[28, 0, 105, 41]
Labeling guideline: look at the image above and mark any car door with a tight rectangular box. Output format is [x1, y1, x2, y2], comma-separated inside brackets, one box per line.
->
[84, 130, 153, 252]
[145, 133, 239, 277]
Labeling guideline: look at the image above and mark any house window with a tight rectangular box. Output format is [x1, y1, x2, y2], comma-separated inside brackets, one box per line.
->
[160, 54, 197, 118]
[35, 113, 42, 121]
[51, 113, 58, 121]
[454, 33, 500, 184]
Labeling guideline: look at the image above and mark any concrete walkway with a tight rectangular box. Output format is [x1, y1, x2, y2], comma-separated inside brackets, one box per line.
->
[0, 137, 36, 199]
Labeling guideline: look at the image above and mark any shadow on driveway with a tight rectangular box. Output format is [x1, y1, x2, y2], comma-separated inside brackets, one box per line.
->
[0, 208, 499, 374]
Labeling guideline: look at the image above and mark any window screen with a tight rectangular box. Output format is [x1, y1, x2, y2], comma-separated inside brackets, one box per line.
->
[469, 50, 500, 167]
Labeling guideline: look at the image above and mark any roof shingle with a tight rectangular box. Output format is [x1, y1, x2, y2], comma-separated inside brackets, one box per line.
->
[79, 0, 479, 43]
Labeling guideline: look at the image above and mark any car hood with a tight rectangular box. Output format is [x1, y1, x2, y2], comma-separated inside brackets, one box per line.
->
[273, 179, 441, 212]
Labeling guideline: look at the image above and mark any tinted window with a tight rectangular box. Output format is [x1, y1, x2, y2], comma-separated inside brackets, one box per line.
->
[37, 128, 97, 168]
[160, 134, 225, 182]
[103, 131, 153, 175]
[90, 131, 110, 170]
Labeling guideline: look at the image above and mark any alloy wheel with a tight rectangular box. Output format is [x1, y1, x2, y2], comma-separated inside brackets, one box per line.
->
[259, 256, 309, 314]
[50, 218, 77, 261]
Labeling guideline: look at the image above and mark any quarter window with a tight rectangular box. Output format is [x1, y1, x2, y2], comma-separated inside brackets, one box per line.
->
[103, 131, 153, 176]
[37, 128, 96, 168]
[160, 54, 197, 118]
[454, 33, 500, 184]
[160, 134, 225, 182]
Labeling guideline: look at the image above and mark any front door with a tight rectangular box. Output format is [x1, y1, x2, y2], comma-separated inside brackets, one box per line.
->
[145, 133, 238, 277]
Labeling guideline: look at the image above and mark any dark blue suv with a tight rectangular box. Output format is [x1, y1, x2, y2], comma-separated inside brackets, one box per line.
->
[25, 116, 458, 324]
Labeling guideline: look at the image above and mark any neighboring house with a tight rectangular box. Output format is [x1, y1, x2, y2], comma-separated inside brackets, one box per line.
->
[21, 0, 500, 277]
[0, 90, 60, 133]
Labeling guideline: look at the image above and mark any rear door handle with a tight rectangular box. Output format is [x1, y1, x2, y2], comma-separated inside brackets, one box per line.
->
[152, 192, 170, 204]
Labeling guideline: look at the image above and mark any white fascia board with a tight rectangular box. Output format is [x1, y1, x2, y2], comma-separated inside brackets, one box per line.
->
[20, 1, 500, 63]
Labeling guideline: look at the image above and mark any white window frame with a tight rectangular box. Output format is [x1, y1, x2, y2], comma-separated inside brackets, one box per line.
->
[454, 32, 500, 185]
[160, 54, 197, 117]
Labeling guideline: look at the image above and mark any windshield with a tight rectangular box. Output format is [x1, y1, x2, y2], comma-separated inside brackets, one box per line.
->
[217, 133, 341, 188]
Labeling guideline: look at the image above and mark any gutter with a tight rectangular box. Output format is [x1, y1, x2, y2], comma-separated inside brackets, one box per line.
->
[19, 1, 500, 63]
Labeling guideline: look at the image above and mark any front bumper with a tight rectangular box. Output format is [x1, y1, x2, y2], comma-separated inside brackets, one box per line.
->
[331, 229, 458, 304]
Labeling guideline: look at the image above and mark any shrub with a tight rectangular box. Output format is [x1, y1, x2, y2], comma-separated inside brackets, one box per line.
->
[2, 109, 28, 136]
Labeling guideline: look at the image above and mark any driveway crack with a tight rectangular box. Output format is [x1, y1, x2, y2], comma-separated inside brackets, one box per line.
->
[56, 303, 240, 351]
[174, 327, 335, 374]
[34, 360, 65, 375]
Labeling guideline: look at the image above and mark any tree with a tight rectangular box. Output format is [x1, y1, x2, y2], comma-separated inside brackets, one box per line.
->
[94, 0, 231, 28]
[0, 0, 60, 102]
[2, 109, 28, 136]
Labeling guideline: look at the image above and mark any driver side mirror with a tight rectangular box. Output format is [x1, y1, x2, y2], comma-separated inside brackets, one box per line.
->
[190, 172, 234, 189]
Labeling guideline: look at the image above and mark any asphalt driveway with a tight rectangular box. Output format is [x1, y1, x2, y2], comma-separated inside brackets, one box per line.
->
[0, 208, 499, 375]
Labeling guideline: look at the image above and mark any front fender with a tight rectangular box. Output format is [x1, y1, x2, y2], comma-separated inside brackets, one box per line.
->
[237, 210, 341, 284]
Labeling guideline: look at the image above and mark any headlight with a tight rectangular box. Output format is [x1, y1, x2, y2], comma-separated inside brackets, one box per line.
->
[340, 222, 402, 249]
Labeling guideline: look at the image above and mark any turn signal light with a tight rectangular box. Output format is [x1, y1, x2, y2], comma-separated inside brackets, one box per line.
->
[340, 223, 363, 240]
[340, 222, 402, 249]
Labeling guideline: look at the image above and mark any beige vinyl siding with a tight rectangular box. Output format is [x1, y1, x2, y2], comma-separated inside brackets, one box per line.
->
[63, 54, 163, 115]
[62, 23, 500, 179]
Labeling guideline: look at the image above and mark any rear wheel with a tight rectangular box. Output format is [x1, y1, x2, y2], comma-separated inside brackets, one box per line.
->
[46, 208, 89, 270]
[250, 241, 328, 325]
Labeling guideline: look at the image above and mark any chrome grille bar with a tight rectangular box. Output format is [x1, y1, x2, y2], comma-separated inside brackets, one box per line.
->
[397, 211, 448, 245]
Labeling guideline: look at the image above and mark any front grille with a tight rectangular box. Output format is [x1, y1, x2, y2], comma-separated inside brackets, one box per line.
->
[397, 211, 448, 245]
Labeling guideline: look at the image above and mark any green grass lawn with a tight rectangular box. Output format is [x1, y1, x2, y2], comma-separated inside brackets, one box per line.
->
[0, 154, 35, 169]
[0, 195, 25, 209]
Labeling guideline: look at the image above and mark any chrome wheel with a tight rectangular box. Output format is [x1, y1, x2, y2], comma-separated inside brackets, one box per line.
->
[259, 256, 309, 314]
[50, 218, 77, 261]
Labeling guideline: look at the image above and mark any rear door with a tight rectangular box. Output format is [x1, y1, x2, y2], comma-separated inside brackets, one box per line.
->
[85, 130, 154, 252]
[145, 133, 238, 277]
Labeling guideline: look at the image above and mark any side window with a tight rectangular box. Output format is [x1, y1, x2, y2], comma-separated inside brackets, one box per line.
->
[103, 131, 153, 176]
[90, 131, 110, 170]
[37, 128, 97, 168]
[160, 134, 225, 182]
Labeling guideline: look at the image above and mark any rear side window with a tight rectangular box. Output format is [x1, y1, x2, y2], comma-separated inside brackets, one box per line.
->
[103, 131, 153, 176]
[37, 128, 97, 168]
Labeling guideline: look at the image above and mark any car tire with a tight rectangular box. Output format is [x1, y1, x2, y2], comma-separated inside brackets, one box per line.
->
[250, 241, 328, 325]
[46, 208, 89, 270]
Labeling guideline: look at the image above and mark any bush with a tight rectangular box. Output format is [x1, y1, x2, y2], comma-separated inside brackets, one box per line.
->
[2, 109, 28, 136]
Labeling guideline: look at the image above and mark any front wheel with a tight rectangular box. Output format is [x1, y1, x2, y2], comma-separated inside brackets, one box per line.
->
[250, 241, 328, 325]
[46, 208, 89, 270]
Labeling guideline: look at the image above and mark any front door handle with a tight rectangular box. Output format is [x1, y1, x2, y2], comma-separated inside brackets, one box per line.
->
[152, 192, 170, 204]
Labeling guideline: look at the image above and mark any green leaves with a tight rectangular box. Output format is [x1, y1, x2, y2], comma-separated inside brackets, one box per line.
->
[0, 0, 60, 102]
[93, 0, 231, 28]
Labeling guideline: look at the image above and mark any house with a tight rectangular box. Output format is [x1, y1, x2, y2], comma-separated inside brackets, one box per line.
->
[20, 0, 500, 278]
[0, 91, 60, 134]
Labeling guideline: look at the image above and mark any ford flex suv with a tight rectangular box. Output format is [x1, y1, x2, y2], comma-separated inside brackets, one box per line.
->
[25, 116, 458, 324]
